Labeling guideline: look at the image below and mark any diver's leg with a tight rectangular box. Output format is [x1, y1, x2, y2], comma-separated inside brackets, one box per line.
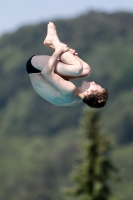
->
[44, 22, 91, 78]
[44, 22, 84, 77]
[44, 22, 60, 49]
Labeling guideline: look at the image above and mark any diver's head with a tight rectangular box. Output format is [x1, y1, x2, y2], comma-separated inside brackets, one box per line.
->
[78, 81, 108, 108]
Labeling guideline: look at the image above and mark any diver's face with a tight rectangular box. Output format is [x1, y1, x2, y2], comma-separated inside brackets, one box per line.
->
[80, 81, 103, 94]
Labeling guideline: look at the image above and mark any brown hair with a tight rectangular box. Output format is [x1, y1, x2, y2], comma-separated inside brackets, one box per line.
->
[83, 88, 108, 108]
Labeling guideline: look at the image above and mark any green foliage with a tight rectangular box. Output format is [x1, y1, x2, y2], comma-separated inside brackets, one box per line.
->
[112, 143, 133, 200]
[0, 129, 80, 200]
[65, 109, 118, 200]
[0, 11, 133, 200]
[0, 12, 133, 144]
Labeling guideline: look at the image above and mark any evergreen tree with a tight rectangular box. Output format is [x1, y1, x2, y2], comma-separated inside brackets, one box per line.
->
[65, 109, 118, 200]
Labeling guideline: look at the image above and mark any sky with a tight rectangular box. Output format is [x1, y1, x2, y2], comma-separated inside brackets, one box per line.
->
[0, 0, 133, 36]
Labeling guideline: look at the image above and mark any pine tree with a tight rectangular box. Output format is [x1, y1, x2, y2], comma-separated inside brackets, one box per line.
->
[65, 109, 118, 200]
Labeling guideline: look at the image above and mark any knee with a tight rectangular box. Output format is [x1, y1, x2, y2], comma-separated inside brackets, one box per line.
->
[83, 63, 91, 77]
[74, 60, 83, 76]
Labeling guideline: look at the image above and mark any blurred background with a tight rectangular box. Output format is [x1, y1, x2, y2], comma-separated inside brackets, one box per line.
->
[0, 0, 133, 200]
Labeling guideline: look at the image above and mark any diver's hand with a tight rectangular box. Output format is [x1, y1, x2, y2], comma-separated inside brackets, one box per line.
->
[56, 43, 69, 53]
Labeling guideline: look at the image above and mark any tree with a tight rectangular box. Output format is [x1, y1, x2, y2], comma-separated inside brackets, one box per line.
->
[65, 109, 118, 200]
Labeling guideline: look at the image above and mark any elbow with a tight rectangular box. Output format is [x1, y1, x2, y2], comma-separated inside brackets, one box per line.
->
[41, 66, 51, 76]
[41, 59, 54, 75]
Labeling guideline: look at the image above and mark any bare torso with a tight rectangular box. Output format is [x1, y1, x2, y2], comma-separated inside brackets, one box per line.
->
[27, 22, 91, 106]
[29, 72, 81, 106]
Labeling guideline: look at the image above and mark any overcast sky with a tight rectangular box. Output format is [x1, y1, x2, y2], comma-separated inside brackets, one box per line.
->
[0, 0, 133, 36]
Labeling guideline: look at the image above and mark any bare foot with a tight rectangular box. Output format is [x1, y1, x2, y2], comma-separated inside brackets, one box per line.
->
[44, 22, 60, 49]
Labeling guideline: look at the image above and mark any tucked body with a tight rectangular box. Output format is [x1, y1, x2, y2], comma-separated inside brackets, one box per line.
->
[26, 22, 108, 108]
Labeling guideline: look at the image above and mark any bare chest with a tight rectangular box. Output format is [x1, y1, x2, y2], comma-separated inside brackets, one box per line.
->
[29, 73, 81, 106]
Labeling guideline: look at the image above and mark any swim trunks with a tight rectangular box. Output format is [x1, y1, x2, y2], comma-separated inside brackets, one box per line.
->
[26, 55, 41, 74]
